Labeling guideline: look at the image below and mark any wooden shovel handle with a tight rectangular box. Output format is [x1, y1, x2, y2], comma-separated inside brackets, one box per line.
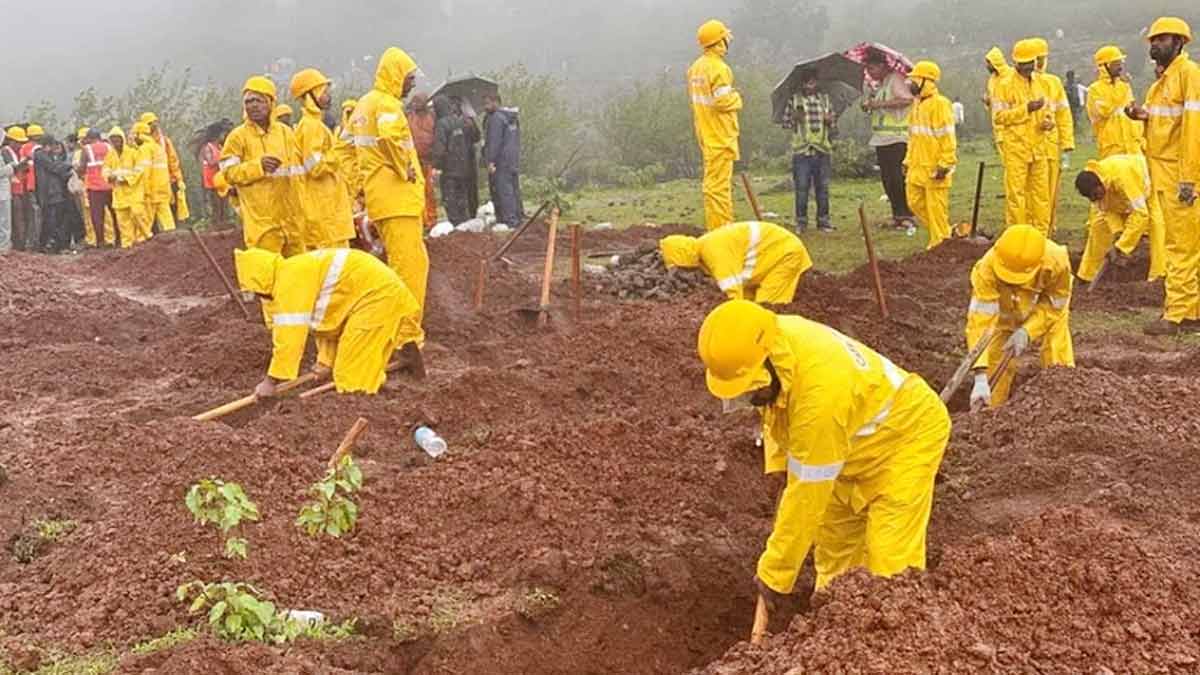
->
[750, 594, 769, 645]
[328, 417, 369, 470]
[191, 372, 318, 422]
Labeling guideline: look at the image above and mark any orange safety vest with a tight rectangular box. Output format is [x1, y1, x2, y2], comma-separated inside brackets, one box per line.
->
[19, 142, 39, 192]
[84, 141, 112, 192]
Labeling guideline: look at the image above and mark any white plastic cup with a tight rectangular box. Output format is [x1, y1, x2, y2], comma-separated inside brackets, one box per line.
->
[414, 426, 447, 458]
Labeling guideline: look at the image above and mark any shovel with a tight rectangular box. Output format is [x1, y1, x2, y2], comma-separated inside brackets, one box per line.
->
[516, 207, 561, 326]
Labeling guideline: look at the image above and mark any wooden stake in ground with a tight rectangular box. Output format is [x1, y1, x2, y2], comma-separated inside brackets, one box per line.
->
[939, 328, 997, 403]
[858, 202, 890, 319]
[491, 201, 551, 263]
[516, 207, 561, 326]
[474, 259, 487, 310]
[192, 372, 319, 422]
[969, 161, 986, 238]
[740, 172, 765, 220]
[571, 223, 582, 321]
[328, 417, 369, 470]
[190, 228, 252, 321]
[750, 595, 769, 645]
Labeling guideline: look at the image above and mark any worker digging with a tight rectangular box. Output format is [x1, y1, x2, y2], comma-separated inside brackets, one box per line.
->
[2, 11, 1200, 674]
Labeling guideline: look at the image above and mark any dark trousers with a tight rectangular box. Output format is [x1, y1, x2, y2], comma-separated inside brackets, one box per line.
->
[11, 193, 30, 251]
[440, 174, 472, 225]
[88, 189, 117, 247]
[876, 143, 913, 220]
[40, 202, 66, 251]
[492, 168, 523, 226]
[792, 152, 831, 227]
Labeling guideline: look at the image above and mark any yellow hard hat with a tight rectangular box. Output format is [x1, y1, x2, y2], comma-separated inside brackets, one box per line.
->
[993, 225, 1046, 285]
[273, 104, 294, 120]
[234, 248, 283, 295]
[659, 235, 702, 268]
[140, 112, 158, 125]
[341, 98, 358, 111]
[27, 124, 45, 137]
[910, 60, 941, 82]
[6, 126, 28, 143]
[1028, 37, 1049, 58]
[131, 121, 151, 137]
[1147, 17, 1192, 44]
[1094, 46, 1126, 67]
[243, 75, 278, 101]
[697, 19, 732, 48]
[697, 300, 779, 400]
[290, 68, 331, 99]
[107, 127, 125, 140]
[77, 126, 90, 140]
[1011, 39, 1040, 64]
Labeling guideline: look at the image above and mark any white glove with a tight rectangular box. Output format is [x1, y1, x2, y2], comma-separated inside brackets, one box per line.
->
[1004, 327, 1031, 357]
[1061, 151, 1072, 170]
[970, 373, 992, 410]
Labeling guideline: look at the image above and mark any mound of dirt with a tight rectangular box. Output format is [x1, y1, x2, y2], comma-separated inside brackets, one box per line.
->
[591, 246, 713, 300]
[76, 228, 243, 298]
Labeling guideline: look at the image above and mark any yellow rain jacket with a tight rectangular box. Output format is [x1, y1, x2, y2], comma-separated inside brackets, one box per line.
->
[234, 247, 422, 394]
[102, 139, 145, 209]
[757, 316, 950, 593]
[295, 90, 355, 248]
[1143, 52, 1200, 187]
[140, 134, 172, 203]
[1088, 74, 1144, 158]
[351, 48, 425, 221]
[332, 104, 362, 200]
[660, 222, 812, 304]
[992, 71, 1053, 163]
[985, 48, 1012, 150]
[966, 241, 1074, 405]
[152, 130, 183, 187]
[1037, 67, 1075, 159]
[688, 41, 742, 159]
[905, 81, 957, 249]
[1080, 155, 1166, 281]
[218, 113, 307, 254]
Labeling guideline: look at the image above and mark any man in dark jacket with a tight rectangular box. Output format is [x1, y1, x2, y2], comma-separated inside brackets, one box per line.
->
[32, 137, 84, 253]
[482, 93, 523, 226]
[432, 95, 482, 225]
[454, 97, 481, 219]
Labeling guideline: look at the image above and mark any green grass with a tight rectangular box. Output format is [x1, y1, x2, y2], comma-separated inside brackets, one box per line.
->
[0, 650, 118, 675]
[567, 138, 1098, 274]
[33, 519, 77, 543]
[1073, 308, 1200, 346]
[130, 628, 198, 656]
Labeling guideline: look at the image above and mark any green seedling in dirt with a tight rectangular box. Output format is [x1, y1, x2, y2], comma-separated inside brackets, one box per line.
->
[35, 519, 77, 542]
[8, 518, 77, 564]
[177, 581, 289, 644]
[184, 479, 260, 560]
[295, 455, 362, 539]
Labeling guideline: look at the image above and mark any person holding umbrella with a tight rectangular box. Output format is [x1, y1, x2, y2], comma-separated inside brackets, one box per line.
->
[783, 70, 835, 233]
[861, 47, 915, 231]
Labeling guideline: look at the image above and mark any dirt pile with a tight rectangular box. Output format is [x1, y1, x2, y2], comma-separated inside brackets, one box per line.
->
[591, 246, 713, 300]
[76, 228, 243, 298]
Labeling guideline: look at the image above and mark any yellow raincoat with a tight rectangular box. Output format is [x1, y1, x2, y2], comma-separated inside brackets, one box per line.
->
[139, 130, 176, 233]
[966, 241, 1074, 406]
[332, 101, 362, 201]
[153, 130, 189, 222]
[992, 71, 1054, 232]
[295, 88, 355, 249]
[234, 247, 422, 394]
[1143, 52, 1200, 323]
[101, 131, 147, 249]
[218, 108, 307, 255]
[660, 222, 812, 304]
[1079, 155, 1166, 282]
[904, 81, 957, 250]
[351, 47, 428, 342]
[688, 41, 742, 230]
[1088, 75, 1144, 158]
[1037, 66, 1075, 217]
[985, 48, 1012, 159]
[755, 316, 950, 592]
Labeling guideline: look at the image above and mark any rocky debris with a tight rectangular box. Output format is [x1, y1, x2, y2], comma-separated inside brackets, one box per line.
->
[593, 245, 711, 300]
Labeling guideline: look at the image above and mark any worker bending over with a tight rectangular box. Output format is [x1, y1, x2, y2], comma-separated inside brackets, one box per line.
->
[967, 225, 1074, 409]
[992, 40, 1053, 233]
[688, 19, 742, 230]
[698, 300, 950, 603]
[217, 76, 307, 255]
[1074, 155, 1165, 282]
[235, 247, 425, 397]
[903, 60, 957, 250]
[660, 221, 812, 306]
[1087, 47, 1144, 159]
[1127, 17, 1200, 336]
[352, 47, 429, 345]
[291, 68, 356, 249]
[1031, 37, 1075, 231]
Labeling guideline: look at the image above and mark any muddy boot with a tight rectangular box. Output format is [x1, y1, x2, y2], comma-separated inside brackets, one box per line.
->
[398, 342, 426, 380]
[1143, 318, 1181, 336]
[1181, 319, 1200, 334]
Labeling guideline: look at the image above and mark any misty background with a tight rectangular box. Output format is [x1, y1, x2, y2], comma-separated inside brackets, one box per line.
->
[5, 0, 1192, 214]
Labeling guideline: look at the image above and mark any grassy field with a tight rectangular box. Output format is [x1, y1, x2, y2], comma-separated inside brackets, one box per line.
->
[567, 138, 1097, 274]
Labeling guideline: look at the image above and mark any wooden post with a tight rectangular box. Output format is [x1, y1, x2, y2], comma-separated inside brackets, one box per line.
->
[191, 228, 251, 320]
[750, 595, 769, 645]
[474, 259, 487, 310]
[537, 208, 561, 327]
[328, 417, 369, 470]
[571, 224, 582, 321]
[858, 202, 890, 320]
[969, 161, 985, 238]
[491, 201, 551, 262]
[740, 172, 765, 221]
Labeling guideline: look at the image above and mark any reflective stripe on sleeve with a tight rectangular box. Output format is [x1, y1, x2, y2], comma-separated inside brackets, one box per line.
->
[353, 135, 378, 147]
[787, 457, 845, 483]
[1049, 295, 1069, 310]
[1129, 196, 1148, 211]
[219, 156, 242, 170]
[377, 113, 400, 125]
[713, 85, 733, 98]
[910, 124, 955, 137]
[1184, 101, 1200, 112]
[273, 313, 311, 326]
[691, 94, 714, 106]
[969, 298, 1000, 315]
[1147, 105, 1183, 118]
[310, 249, 350, 328]
[303, 152, 323, 172]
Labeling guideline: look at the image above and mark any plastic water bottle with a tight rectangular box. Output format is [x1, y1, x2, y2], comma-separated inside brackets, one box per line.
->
[414, 426, 447, 458]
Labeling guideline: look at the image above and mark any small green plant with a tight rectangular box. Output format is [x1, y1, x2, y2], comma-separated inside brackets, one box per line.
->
[185, 479, 260, 559]
[517, 587, 562, 621]
[35, 519, 77, 542]
[131, 627, 199, 655]
[177, 581, 289, 644]
[295, 456, 363, 538]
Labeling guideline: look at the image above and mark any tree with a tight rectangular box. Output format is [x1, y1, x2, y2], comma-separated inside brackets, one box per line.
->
[733, 0, 832, 62]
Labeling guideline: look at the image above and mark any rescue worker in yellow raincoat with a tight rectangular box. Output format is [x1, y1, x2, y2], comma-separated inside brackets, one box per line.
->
[903, 61, 957, 250]
[1074, 155, 1166, 282]
[659, 221, 812, 306]
[992, 40, 1053, 232]
[142, 112, 188, 223]
[234, 247, 425, 397]
[100, 127, 147, 249]
[984, 47, 1012, 162]
[291, 68, 356, 249]
[133, 121, 175, 235]
[1087, 47, 1144, 159]
[332, 99, 362, 201]
[966, 225, 1074, 409]
[71, 126, 97, 247]
[1126, 17, 1200, 336]
[688, 19, 742, 230]
[697, 300, 950, 602]
[351, 47, 428, 345]
[273, 104, 295, 127]
[1030, 38, 1075, 230]
[217, 76, 307, 256]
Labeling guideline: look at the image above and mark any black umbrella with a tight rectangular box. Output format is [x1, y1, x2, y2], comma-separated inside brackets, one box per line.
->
[771, 53, 863, 124]
[432, 74, 499, 117]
